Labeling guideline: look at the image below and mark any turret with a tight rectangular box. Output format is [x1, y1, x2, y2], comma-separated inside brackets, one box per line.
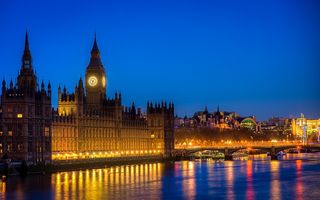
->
[2, 79, 6, 93]
[114, 91, 122, 106]
[76, 77, 84, 116]
[131, 102, 136, 117]
[48, 82, 51, 96]
[10, 79, 13, 89]
[77, 77, 84, 102]
[58, 85, 61, 100]
[147, 101, 175, 157]
[41, 81, 45, 92]
[78, 77, 83, 92]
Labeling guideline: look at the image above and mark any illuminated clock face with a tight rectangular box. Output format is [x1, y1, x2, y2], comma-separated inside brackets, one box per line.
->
[88, 76, 98, 87]
[102, 77, 106, 87]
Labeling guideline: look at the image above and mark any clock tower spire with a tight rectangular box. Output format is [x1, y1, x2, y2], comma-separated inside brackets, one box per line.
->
[85, 34, 107, 109]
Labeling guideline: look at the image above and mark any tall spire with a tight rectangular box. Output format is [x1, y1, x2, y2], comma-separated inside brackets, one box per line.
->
[24, 32, 30, 53]
[91, 32, 99, 54]
[22, 31, 32, 69]
[88, 33, 103, 68]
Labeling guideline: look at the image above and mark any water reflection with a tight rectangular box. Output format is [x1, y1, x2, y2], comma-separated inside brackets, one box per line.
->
[0, 181, 6, 199]
[295, 160, 303, 200]
[246, 160, 254, 200]
[51, 163, 162, 200]
[182, 161, 195, 199]
[1, 153, 320, 199]
[225, 161, 234, 200]
[270, 161, 280, 200]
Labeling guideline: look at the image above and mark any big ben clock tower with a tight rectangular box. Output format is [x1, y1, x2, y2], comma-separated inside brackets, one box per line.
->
[85, 35, 107, 108]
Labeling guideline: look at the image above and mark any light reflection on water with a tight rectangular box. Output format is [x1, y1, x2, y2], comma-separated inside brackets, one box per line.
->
[1, 153, 320, 199]
[52, 163, 163, 200]
[270, 161, 280, 200]
[295, 160, 303, 200]
[246, 160, 254, 200]
[225, 161, 234, 200]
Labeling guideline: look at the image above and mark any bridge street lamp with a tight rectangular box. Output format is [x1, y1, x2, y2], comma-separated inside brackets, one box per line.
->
[318, 126, 320, 143]
[302, 125, 307, 145]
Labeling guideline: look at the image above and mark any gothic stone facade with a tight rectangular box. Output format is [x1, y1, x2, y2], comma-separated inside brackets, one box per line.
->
[0, 34, 52, 165]
[52, 37, 174, 160]
[0, 34, 174, 165]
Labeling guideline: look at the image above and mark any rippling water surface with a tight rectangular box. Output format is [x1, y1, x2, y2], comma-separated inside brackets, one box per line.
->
[1, 153, 320, 200]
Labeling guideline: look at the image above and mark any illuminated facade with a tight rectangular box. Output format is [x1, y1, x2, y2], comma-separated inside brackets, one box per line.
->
[240, 118, 257, 130]
[292, 113, 320, 139]
[0, 34, 174, 164]
[51, 36, 174, 160]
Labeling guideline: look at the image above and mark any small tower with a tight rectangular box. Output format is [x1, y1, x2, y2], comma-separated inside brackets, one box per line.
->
[2, 79, 6, 94]
[77, 77, 84, 116]
[147, 101, 174, 157]
[48, 82, 51, 97]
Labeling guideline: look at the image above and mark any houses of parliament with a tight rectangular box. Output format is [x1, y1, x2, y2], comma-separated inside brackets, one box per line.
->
[0, 33, 174, 165]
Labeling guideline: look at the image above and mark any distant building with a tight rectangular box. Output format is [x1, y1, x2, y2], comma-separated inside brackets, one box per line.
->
[292, 114, 320, 139]
[260, 117, 292, 134]
[176, 106, 256, 131]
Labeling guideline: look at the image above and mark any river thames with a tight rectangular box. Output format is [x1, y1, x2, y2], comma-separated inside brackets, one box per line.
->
[1, 153, 320, 200]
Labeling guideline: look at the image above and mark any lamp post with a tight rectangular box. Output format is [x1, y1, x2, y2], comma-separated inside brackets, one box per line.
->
[318, 126, 320, 143]
[302, 125, 307, 145]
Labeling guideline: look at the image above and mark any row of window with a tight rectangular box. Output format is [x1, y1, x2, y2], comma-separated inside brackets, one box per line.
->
[52, 139, 156, 152]
[6, 105, 51, 117]
[52, 127, 153, 139]
[0, 126, 50, 137]
[0, 142, 50, 153]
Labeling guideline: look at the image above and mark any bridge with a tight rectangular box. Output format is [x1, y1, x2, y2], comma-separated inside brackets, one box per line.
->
[174, 143, 320, 160]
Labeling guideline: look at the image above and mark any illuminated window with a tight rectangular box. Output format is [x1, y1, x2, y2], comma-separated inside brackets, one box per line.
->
[17, 113, 23, 118]
[18, 144, 23, 151]
[45, 127, 50, 137]
[8, 130, 13, 136]
[151, 134, 155, 139]
[7, 144, 12, 152]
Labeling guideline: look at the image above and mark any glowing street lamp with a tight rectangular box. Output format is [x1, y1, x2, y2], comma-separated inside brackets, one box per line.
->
[318, 126, 320, 143]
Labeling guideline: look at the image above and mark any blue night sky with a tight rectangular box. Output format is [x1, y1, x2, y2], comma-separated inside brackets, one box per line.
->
[0, 0, 319, 120]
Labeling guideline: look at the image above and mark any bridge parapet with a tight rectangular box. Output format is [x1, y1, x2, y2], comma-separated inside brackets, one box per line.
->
[174, 144, 320, 160]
